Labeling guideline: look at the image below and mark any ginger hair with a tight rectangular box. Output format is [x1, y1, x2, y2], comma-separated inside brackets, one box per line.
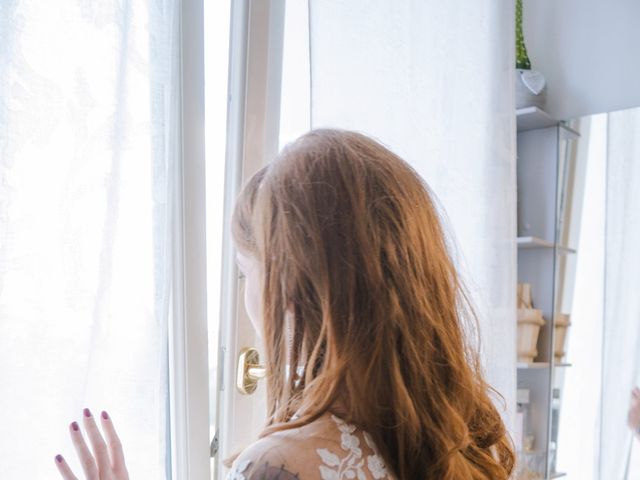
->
[232, 129, 514, 479]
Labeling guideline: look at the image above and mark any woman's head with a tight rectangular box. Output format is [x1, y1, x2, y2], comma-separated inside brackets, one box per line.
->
[232, 129, 514, 479]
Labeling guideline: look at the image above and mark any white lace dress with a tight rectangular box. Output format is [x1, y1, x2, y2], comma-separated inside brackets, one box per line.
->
[226, 413, 394, 480]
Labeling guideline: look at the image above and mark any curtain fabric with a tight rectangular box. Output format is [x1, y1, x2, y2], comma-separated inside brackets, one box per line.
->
[0, 1, 179, 478]
[599, 108, 640, 479]
[308, 0, 517, 422]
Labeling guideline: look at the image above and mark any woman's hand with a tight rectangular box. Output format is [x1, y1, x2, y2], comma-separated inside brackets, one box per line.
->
[628, 387, 640, 436]
[54, 408, 129, 480]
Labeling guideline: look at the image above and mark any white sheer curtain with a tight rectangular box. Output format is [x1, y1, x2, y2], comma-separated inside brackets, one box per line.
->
[599, 108, 640, 479]
[308, 0, 517, 421]
[0, 1, 179, 478]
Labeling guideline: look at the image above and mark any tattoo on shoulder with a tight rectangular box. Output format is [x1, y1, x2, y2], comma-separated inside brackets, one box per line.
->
[249, 461, 301, 480]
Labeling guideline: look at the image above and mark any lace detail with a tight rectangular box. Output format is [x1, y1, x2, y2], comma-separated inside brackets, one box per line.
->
[228, 413, 391, 479]
[316, 415, 390, 479]
[364, 433, 388, 479]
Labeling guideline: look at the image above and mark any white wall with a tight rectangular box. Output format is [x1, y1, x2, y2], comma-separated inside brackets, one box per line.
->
[524, 0, 640, 120]
[309, 0, 517, 430]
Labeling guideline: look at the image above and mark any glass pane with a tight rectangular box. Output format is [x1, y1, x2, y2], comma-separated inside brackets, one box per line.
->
[279, 0, 310, 149]
[204, 0, 232, 477]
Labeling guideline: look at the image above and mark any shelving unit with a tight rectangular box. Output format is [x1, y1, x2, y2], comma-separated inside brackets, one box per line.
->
[516, 107, 579, 480]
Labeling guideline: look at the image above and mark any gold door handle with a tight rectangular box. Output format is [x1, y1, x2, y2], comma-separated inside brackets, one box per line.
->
[237, 347, 266, 394]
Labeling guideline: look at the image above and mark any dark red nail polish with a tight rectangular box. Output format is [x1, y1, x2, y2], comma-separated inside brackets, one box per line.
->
[83, 408, 91, 417]
[71, 421, 79, 431]
[55, 454, 64, 463]
[101, 411, 109, 420]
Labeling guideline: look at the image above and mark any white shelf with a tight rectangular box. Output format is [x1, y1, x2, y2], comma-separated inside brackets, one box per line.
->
[517, 236, 576, 254]
[517, 362, 572, 370]
[517, 106, 556, 130]
[516, 106, 580, 139]
[550, 472, 567, 479]
[517, 362, 550, 369]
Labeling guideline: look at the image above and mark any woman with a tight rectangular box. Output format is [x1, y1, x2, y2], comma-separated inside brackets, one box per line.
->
[54, 130, 514, 479]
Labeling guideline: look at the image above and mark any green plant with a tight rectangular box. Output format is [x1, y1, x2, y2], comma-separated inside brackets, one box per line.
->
[516, 0, 532, 69]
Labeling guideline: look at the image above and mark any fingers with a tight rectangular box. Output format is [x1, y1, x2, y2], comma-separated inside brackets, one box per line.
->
[100, 410, 128, 476]
[69, 420, 99, 480]
[54, 454, 79, 480]
[633, 387, 640, 399]
[82, 408, 112, 474]
[58, 408, 128, 480]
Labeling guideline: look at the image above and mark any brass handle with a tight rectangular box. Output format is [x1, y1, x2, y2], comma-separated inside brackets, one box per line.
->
[237, 347, 266, 395]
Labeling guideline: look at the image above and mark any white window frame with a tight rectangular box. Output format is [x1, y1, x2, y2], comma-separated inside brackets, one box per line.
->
[168, 1, 286, 479]
[215, 0, 285, 476]
[168, 0, 211, 479]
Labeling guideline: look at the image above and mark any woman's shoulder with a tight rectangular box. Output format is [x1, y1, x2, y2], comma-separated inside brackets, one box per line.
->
[225, 425, 306, 479]
[226, 413, 394, 480]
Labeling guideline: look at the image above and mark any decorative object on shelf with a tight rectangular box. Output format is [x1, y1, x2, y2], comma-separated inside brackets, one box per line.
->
[514, 389, 544, 479]
[516, 0, 547, 109]
[518, 282, 533, 308]
[515, 388, 533, 453]
[515, 449, 546, 480]
[518, 309, 545, 363]
[554, 313, 571, 362]
[517, 283, 545, 363]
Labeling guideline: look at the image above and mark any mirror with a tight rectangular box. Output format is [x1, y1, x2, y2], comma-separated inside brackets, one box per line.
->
[516, 107, 640, 479]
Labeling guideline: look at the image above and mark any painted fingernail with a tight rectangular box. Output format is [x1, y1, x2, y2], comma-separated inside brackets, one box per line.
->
[101, 411, 109, 420]
[71, 421, 79, 431]
[83, 408, 91, 417]
[55, 454, 64, 463]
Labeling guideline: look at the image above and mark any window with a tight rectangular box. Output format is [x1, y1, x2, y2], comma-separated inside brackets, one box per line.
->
[279, 0, 310, 148]
[204, 0, 232, 474]
[0, 1, 181, 477]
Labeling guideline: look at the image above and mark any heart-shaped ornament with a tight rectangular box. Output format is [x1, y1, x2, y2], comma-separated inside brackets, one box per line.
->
[520, 69, 546, 95]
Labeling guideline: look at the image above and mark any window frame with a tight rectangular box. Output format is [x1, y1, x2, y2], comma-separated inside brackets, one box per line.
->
[168, 0, 286, 478]
[214, 0, 285, 476]
[168, 0, 211, 479]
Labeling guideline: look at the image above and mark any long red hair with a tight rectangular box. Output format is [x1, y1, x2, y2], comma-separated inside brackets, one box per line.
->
[232, 129, 514, 479]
